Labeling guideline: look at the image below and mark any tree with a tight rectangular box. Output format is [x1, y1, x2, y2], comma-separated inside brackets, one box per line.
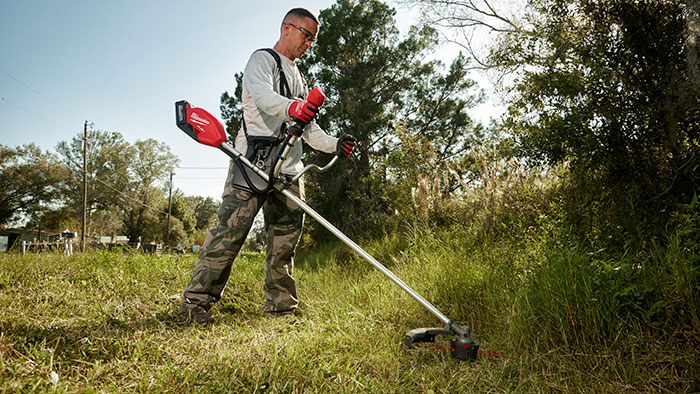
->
[399, 0, 528, 70]
[36, 205, 80, 233]
[220, 72, 244, 142]
[120, 139, 178, 242]
[189, 196, 219, 231]
[183, 195, 219, 245]
[504, 0, 700, 242]
[0, 144, 67, 227]
[300, 0, 484, 237]
[56, 126, 133, 236]
[56, 130, 179, 242]
[169, 192, 197, 245]
[408, 0, 700, 243]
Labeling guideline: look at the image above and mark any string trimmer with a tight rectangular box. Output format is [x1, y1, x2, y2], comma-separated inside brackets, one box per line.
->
[174, 88, 480, 361]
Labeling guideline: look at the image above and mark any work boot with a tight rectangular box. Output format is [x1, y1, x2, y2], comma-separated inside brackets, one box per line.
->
[263, 310, 294, 318]
[262, 302, 295, 318]
[180, 304, 214, 325]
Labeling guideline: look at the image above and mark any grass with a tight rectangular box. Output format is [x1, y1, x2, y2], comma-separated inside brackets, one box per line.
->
[0, 224, 698, 392]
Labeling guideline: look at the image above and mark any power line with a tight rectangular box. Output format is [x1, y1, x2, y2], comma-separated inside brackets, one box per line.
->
[1, 67, 220, 207]
[93, 177, 169, 216]
[1, 96, 77, 134]
[0, 66, 85, 120]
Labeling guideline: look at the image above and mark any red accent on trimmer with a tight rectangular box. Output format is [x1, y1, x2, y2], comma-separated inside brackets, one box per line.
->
[186, 106, 227, 147]
[175, 101, 228, 148]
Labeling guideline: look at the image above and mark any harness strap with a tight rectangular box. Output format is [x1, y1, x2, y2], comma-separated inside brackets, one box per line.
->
[241, 48, 294, 138]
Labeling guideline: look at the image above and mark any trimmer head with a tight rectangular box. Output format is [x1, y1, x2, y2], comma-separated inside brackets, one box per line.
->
[404, 322, 479, 361]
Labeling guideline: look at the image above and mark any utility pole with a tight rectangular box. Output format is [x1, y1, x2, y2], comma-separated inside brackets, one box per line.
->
[81, 121, 87, 252]
[165, 171, 173, 250]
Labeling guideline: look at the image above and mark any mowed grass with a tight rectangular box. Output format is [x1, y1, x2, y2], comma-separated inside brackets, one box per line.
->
[0, 227, 697, 392]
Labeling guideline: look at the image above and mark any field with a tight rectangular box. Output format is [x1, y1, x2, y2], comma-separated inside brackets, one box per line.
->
[0, 225, 698, 393]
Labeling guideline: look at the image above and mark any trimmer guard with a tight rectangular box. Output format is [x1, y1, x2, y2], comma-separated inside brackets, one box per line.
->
[404, 323, 479, 361]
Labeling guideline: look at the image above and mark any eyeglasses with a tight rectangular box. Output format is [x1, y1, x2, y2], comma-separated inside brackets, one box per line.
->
[286, 23, 316, 43]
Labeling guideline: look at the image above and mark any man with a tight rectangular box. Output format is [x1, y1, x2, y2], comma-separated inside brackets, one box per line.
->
[180, 8, 357, 324]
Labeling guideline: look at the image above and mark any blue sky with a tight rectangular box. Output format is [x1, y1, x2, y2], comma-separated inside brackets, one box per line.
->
[1, 0, 495, 200]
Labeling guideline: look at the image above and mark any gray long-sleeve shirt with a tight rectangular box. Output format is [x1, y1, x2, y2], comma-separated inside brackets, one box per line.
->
[233, 49, 337, 176]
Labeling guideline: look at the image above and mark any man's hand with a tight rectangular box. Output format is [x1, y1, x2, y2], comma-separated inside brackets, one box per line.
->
[336, 134, 358, 157]
[288, 100, 319, 124]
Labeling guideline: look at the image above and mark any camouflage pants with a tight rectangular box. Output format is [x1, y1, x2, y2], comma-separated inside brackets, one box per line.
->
[181, 163, 305, 315]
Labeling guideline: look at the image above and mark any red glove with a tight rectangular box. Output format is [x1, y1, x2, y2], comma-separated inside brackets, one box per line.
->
[336, 134, 357, 157]
[288, 100, 319, 124]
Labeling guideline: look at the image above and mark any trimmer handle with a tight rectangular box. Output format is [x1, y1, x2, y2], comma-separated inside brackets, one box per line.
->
[274, 88, 327, 177]
[286, 87, 327, 138]
[307, 87, 326, 107]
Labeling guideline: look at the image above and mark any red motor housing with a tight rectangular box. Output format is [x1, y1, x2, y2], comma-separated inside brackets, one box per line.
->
[175, 101, 228, 148]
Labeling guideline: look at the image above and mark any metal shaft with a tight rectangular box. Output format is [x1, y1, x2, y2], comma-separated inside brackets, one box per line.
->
[273, 134, 298, 178]
[218, 141, 451, 325]
[281, 189, 452, 325]
[219, 143, 268, 179]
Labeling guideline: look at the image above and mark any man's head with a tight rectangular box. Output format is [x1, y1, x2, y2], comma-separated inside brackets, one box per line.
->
[275, 8, 319, 61]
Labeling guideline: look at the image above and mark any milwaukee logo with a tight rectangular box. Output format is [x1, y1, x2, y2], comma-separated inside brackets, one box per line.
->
[190, 112, 211, 126]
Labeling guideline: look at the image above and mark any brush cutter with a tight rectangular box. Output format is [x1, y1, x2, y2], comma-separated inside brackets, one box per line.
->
[174, 89, 479, 361]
